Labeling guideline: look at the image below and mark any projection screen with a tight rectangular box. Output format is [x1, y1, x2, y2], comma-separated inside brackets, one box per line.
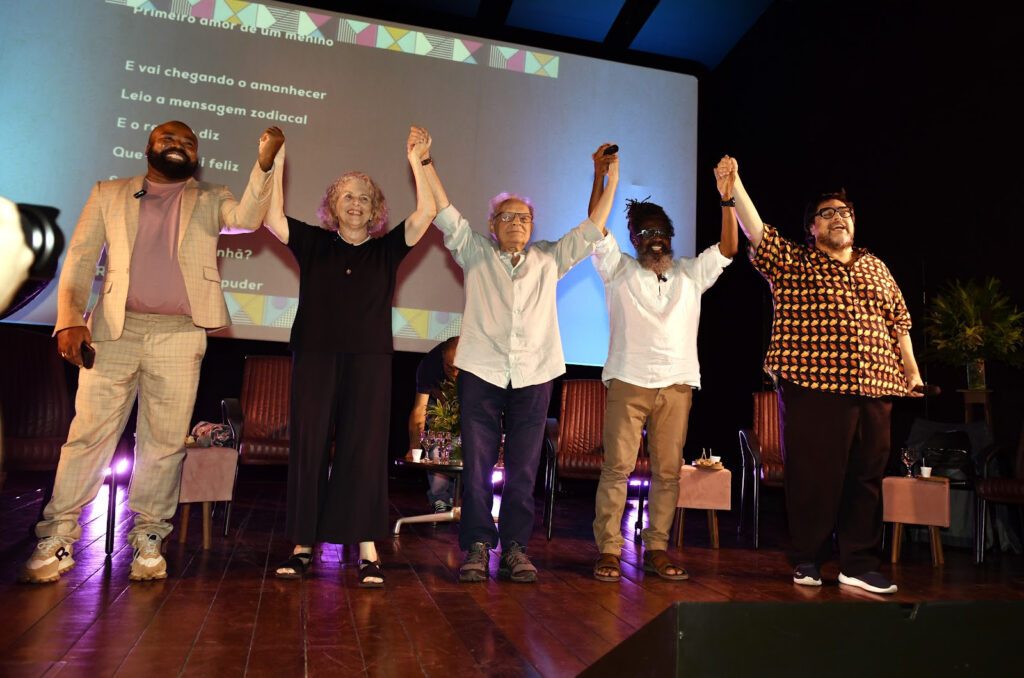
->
[0, 0, 698, 366]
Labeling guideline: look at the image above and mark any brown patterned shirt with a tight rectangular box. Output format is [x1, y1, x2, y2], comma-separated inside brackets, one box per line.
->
[749, 224, 911, 397]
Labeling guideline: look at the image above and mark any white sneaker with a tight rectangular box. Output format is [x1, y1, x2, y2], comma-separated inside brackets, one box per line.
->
[838, 571, 897, 594]
[19, 537, 75, 584]
[130, 534, 167, 581]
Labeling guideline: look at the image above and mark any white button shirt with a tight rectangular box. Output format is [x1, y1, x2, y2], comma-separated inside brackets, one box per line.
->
[435, 204, 603, 389]
[592, 232, 732, 389]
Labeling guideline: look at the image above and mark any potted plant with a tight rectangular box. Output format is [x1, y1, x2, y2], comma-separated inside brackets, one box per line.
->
[923, 277, 1024, 389]
[425, 377, 461, 462]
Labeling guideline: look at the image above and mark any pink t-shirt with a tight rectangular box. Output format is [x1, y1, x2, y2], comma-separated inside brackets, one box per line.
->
[126, 179, 193, 316]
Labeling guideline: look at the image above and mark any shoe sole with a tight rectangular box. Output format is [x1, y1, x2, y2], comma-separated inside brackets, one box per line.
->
[459, 570, 488, 582]
[498, 569, 537, 583]
[793, 575, 822, 586]
[838, 573, 896, 594]
[19, 559, 75, 584]
[129, 571, 168, 581]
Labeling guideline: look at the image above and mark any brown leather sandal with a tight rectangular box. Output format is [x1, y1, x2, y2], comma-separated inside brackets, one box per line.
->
[593, 553, 621, 582]
[643, 550, 689, 581]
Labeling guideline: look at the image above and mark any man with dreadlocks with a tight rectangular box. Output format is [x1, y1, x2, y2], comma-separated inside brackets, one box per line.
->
[589, 144, 738, 582]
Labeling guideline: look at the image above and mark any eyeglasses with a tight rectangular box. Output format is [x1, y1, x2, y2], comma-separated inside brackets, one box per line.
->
[496, 211, 533, 225]
[634, 228, 671, 240]
[814, 206, 854, 220]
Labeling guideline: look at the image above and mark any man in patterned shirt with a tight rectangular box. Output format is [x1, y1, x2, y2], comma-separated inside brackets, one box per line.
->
[717, 155, 923, 594]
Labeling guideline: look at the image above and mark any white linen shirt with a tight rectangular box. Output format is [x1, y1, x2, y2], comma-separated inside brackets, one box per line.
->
[435, 204, 603, 389]
[593, 232, 732, 389]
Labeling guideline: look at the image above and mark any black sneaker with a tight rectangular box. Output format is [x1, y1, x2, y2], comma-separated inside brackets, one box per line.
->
[792, 563, 822, 587]
[498, 542, 538, 583]
[459, 542, 491, 582]
[839, 571, 897, 594]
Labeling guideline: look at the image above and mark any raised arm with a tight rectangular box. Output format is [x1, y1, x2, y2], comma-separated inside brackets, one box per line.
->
[716, 161, 739, 258]
[588, 143, 616, 228]
[261, 133, 289, 243]
[420, 136, 450, 214]
[403, 126, 438, 246]
[221, 126, 285, 235]
[715, 155, 764, 250]
[588, 147, 619, 234]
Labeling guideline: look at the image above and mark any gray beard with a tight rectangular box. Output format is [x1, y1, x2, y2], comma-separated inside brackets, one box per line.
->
[637, 249, 673, 276]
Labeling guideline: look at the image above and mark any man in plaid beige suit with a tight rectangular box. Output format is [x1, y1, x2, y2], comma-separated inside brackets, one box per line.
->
[20, 121, 285, 583]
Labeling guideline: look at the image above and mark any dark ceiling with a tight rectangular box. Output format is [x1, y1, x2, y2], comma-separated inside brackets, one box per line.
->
[298, 0, 776, 73]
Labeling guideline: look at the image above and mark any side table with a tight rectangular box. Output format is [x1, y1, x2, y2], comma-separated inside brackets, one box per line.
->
[673, 465, 732, 549]
[882, 475, 951, 566]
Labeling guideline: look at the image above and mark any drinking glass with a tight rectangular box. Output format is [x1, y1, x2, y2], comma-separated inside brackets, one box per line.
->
[900, 447, 920, 477]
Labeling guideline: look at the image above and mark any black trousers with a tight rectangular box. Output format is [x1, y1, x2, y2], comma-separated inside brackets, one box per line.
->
[778, 379, 891, 576]
[286, 351, 391, 545]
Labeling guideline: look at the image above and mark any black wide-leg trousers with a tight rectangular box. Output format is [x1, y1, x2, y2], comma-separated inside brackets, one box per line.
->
[286, 351, 392, 545]
[778, 379, 892, 576]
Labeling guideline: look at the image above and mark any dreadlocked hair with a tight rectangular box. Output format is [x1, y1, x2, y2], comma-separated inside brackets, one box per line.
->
[625, 197, 674, 236]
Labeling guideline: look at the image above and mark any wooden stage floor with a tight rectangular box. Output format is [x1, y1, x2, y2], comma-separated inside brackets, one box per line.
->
[1, 468, 1022, 677]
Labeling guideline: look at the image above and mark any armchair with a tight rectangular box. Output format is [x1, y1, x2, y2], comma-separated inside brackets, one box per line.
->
[975, 420, 1024, 563]
[737, 390, 785, 549]
[221, 355, 292, 466]
[543, 379, 649, 540]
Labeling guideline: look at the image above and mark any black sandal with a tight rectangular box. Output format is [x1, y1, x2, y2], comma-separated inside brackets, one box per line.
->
[358, 559, 385, 588]
[275, 551, 313, 579]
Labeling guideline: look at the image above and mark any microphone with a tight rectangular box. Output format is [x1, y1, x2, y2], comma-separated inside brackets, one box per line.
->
[912, 383, 942, 397]
[657, 273, 668, 283]
[602, 144, 619, 156]
[133, 189, 147, 199]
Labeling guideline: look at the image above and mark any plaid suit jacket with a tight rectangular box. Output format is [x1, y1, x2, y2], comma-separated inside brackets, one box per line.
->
[55, 161, 274, 340]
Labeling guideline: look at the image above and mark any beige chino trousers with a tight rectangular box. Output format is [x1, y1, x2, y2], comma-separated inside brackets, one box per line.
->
[36, 312, 206, 547]
[593, 379, 692, 553]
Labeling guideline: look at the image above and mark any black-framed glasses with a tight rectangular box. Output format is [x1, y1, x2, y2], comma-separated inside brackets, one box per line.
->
[496, 211, 533, 225]
[814, 206, 854, 220]
[634, 228, 671, 240]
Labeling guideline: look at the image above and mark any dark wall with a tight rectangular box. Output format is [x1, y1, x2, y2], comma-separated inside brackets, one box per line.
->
[692, 0, 1024, 459]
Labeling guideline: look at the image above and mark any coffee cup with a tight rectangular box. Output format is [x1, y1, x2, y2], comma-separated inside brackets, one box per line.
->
[920, 466, 932, 478]
[411, 448, 423, 462]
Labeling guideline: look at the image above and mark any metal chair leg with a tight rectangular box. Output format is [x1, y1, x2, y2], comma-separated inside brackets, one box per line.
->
[738, 464, 749, 536]
[545, 464, 557, 540]
[105, 466, 117, 555]
[975, 495, 987, 564]
[753, 477, 761, 550]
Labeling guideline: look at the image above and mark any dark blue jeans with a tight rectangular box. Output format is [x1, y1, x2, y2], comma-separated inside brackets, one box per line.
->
[457, 370, 553, 551]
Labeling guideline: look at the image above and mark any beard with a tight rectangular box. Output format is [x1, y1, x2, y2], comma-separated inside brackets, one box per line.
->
[146, 147, 198, 180]
[636, 239, 674, 276]
[816, 226, 853, 251]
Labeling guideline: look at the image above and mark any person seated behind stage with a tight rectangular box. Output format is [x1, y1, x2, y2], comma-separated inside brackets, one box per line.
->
[419, 131, 619, 583]
[408, 335, 460, 513]
[589, 144, 737, 583]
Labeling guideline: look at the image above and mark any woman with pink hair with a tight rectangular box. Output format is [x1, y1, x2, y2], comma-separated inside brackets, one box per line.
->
[262, 127, 435, 587]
